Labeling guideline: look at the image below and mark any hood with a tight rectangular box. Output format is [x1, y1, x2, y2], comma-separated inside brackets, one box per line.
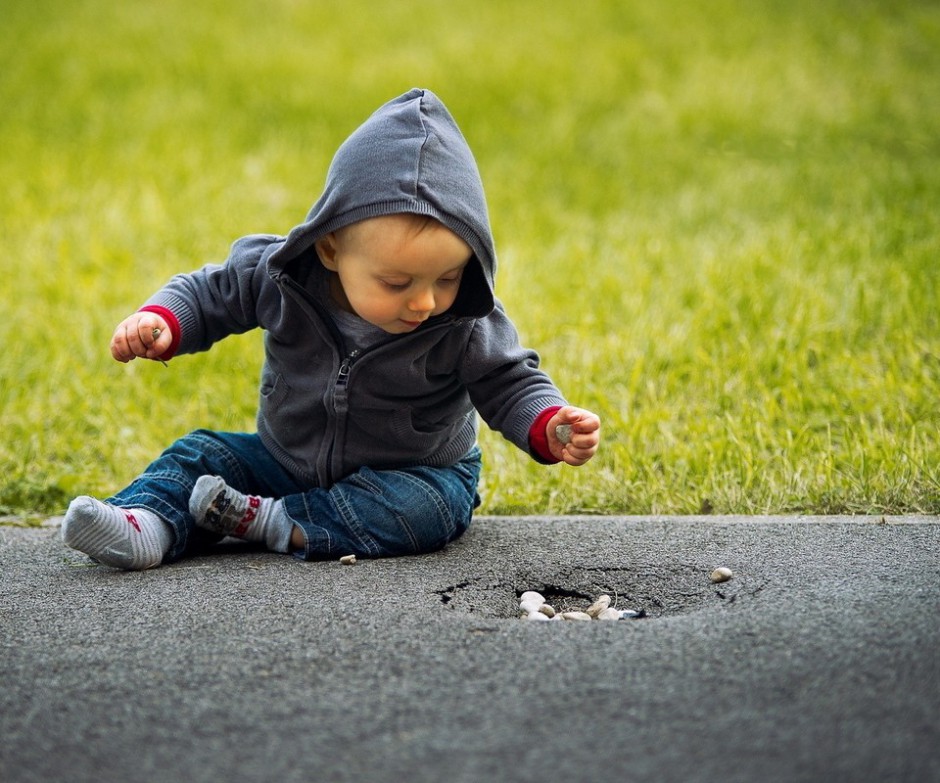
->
[269, 88, 496, 318]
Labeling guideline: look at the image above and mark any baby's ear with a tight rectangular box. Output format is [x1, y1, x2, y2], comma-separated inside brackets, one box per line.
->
[315, 233, 339, 271]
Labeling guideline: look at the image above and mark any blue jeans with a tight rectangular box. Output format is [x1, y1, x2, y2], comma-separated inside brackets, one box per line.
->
[108, 429, 482, 563]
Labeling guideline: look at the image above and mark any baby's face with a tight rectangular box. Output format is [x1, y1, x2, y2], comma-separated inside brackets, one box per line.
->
[318, 215, 472, 334]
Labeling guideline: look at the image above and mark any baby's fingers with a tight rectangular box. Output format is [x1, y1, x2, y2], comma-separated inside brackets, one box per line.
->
[560, 438, 599, 466]
[110, 314, 168, 362]
[110, 318, 139, 362]
[553, 406, 601, 466]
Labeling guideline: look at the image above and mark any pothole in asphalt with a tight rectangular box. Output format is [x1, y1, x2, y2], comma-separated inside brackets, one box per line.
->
[435, 563, 753, 620]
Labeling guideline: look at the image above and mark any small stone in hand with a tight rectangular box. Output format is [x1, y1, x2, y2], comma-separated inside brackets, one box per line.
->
[151, 327, 168, 366]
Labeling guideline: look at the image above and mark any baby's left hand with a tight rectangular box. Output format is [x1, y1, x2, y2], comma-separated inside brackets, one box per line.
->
[547, 406, 601, 466]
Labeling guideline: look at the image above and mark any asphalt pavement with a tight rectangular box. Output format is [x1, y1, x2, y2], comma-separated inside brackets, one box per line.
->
[2, 514, 939, 783]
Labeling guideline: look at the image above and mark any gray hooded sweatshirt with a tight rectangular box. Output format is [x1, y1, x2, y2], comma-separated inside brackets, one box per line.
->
[144, 88, 567, 488]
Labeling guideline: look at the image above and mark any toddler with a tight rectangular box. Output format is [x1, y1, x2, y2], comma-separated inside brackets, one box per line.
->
[62, 88, 601, 569]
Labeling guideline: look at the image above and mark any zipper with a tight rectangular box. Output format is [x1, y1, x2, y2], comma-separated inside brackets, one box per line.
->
[333, 349, 359, 413]
[325, 348, 361, 484]
[336, 350, 359, 389]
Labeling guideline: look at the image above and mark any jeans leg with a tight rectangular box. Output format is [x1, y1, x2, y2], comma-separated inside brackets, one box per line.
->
[108, 429, 303, 562]
[282, 447, 482, 560]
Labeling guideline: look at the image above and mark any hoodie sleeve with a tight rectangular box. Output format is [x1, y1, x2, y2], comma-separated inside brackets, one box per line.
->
[140, 234, 283, 356]
[460, 302, 568, 459]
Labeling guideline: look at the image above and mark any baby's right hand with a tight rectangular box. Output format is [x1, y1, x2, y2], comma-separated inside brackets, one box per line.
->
[111, 312, 170, 363]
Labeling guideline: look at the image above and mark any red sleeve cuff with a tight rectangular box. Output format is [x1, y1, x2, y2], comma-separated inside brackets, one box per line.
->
[528, 405, 563, 464]
[139, 305, 182, 360]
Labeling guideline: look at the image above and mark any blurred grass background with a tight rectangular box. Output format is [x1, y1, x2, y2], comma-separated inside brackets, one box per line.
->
[1, 0, 938, 518]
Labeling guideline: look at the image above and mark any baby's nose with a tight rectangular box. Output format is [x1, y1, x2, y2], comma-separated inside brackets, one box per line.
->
[408, 287, 435, 313]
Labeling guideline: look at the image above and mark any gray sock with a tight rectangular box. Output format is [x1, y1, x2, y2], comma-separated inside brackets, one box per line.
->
[188, 475, 293, 553]
[62, 497, 173, 570]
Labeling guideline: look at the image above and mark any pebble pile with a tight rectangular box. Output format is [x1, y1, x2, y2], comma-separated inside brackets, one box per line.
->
[518, 591, 645, 622]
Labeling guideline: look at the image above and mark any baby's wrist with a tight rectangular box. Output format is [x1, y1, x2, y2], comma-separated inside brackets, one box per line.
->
[528, 406, 563, 463]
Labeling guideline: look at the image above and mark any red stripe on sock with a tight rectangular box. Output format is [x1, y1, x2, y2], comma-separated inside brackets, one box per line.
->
[232, 496, 261, 537]
[125, 512, 142, 533]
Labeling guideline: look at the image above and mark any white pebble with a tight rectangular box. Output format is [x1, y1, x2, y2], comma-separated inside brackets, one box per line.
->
[538, 604, 556, 618]
[555, 424, 573, 444]
[520, 591, 545, 605]
[524, 611, 551, 621]
[596, 607, 622, 621]
[339, 554, 357, 565]
[710, 567, 733, 583]
[586, 594, 612, 618]
[519, 591, 546, 613]
[561, 611, 593, 622]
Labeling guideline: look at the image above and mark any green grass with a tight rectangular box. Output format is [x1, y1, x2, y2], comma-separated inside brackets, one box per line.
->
[1, 0, 939, 519]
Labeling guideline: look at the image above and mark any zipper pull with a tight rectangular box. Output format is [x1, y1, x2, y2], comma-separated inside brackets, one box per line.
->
[337, 350, 359, 386]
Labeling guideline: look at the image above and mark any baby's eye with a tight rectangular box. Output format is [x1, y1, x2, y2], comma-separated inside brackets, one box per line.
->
[380, 280, 410, 291]
[439, 276, 462, 286]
